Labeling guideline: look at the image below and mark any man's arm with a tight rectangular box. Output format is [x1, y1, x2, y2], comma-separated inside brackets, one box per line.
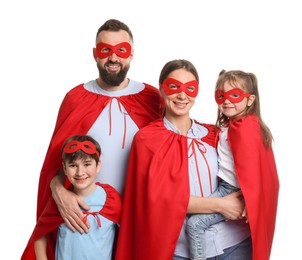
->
[50, 169, 90, 233]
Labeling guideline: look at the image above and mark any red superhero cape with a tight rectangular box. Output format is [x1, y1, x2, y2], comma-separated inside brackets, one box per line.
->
[228, 114, 279, 260]
[21, 183, 122, 260]
[115, 119, 217, 260]
[21, 83, 161, 260]
[116, 116, 279, 260]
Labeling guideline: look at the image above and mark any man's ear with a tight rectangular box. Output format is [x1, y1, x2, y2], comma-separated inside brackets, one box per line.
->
[93, 47, 98, 61]
[129, 47, 134, 61]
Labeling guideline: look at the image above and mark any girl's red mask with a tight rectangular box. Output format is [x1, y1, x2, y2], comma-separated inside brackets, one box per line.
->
[215, 88, 251, 104]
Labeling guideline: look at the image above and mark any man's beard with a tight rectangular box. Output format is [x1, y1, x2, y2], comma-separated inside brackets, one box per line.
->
[98, 62, 130, 87]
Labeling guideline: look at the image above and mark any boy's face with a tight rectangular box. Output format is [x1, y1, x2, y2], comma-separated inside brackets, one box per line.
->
[63, 157, 101, 195]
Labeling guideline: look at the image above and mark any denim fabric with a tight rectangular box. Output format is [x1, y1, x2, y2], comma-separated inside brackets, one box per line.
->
[207, 236, 252, 260]
[173, 236, 252, 260]
[186, 180, 240, 259]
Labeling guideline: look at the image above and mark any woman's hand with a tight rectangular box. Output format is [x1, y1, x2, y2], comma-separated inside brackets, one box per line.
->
[241, 206, 249, 223]
[219, 191, 245, 220]
[188, 190, 245, 219]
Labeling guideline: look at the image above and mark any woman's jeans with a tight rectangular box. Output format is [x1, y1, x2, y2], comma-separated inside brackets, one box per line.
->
[173, 236, 252, 260]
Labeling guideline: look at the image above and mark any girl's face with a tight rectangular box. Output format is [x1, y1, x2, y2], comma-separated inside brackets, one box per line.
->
[217, 81, 255, 120]
[160, 69, 197, 118]
[63, 157, 101, 195]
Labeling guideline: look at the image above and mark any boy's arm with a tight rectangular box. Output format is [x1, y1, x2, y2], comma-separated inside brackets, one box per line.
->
[34, 236, 48, 260]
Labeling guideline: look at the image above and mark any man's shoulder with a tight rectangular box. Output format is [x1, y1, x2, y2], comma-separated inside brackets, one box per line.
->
[142, 82, 159, 93]
[68, 83, 85, 93]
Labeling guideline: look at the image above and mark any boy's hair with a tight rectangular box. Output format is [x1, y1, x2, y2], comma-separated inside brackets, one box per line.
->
[61, 135, 101, 164]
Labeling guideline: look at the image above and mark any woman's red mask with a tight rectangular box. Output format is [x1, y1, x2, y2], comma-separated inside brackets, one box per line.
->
[215, 88, 251, 104]
[95, 42, 132, 59]
[161, 78, 199, 97]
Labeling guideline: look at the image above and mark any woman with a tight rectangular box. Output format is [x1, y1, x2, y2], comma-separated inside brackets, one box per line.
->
[115, 59, 251, 259]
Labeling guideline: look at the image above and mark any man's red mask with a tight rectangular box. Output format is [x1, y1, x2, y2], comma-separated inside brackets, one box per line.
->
[95, 42, 132, 59]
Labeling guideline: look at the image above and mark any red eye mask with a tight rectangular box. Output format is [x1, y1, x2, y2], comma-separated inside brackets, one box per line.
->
[215, 88, 251, 104]
[63, 140, 100, 158]
[95, 42, 132, 59]
[161, 78, 199, 97]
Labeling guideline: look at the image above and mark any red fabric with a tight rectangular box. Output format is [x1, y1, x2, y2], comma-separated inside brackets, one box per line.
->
[228, 114, 279, 260]
[115, 119, 217, 260]
[116, 115, 279, 260]
[21, 83, 161, 260]
[21, 183, 122, 260]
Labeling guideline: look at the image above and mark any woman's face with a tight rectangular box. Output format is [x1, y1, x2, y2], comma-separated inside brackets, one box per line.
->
[160, 68, 197, 118]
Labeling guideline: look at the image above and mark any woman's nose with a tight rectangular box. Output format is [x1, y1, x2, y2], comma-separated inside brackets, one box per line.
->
[177, 91, 187, 99]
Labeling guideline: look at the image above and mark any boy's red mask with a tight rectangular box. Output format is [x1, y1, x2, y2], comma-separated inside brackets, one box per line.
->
[215, 88, 251, 104]
[161, 78, 199, 97]
[63, 140, 100, 158]
[95, 42, 132, 59]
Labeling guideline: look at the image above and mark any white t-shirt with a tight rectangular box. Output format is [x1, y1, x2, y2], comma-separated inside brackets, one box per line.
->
[217, 126, 240, 188]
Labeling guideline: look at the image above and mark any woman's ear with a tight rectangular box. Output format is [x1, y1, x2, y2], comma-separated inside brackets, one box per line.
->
[159, 86, 165, 97]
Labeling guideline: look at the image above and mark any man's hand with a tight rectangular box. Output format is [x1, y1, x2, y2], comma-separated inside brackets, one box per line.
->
[50, 173, 90, 233]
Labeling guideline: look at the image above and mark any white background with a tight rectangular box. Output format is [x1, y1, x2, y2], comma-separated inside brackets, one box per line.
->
[1, 0, 300, 259]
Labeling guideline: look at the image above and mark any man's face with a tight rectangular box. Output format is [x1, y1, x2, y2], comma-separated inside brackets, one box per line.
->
[93, 30, 134, 87]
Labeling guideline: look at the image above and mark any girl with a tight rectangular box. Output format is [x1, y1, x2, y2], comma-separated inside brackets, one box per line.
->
[187, 70, 279, 260]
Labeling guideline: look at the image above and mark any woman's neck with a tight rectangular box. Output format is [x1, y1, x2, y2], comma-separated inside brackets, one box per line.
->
[165, 115, 192, 136]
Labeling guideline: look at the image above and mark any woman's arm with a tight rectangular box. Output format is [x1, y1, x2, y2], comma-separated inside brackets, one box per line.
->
[187, 191, 245, 220]
[50, 169, 90, 233]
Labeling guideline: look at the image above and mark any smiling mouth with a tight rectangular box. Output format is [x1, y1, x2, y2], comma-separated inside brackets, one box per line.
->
[75, 178, 87, 182]
[174, 102, 188, 107]
[107, 64, 120, 72]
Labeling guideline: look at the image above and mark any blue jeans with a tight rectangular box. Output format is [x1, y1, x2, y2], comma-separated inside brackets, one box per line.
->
[186, 180, 240, 260]
[173, 236, 252, 260]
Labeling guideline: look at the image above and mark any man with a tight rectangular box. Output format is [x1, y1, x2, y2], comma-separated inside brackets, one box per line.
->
[21, 19, 162, 259]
